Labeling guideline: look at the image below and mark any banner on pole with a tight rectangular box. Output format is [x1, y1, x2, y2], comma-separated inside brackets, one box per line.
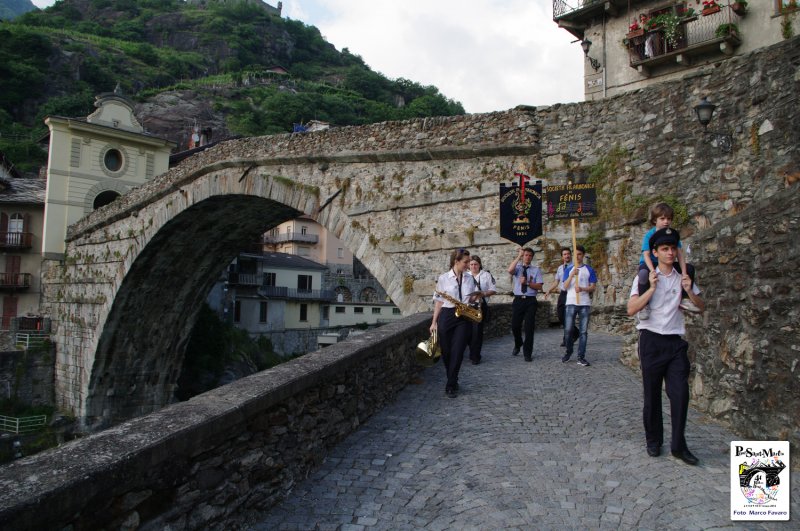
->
[499, 173, 542, 245]
[545, 183, 598, 220]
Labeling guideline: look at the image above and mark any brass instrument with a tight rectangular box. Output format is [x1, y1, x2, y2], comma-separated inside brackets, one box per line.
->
[415, 328, 442, 367]
[435, 290, 483, 323]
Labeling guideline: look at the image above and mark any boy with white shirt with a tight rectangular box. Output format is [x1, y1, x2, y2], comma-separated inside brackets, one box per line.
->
[561, 245, 597, 367]
[627, 227, 705, 466]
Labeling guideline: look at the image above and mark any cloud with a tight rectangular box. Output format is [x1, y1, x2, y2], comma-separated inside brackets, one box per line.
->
[284, 0, 584, 113]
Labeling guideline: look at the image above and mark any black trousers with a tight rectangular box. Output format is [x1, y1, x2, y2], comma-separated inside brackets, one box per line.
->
[556, 290, 567, 325]
[438, 307, 470, 390]
[638, 329, 691, 452]
[511, 296, 537, 357]
[469, 302, 490, 361]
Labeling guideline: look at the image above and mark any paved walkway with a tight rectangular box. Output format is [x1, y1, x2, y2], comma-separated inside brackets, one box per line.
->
[248, 329, 798, 530]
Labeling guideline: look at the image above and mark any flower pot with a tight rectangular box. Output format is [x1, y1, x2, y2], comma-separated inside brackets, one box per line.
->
[702, 6, 721, 16]
[626, 28, 645, 39]
[732, 2, 747, 16]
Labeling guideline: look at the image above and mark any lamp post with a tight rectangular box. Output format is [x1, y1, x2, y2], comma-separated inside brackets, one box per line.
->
[693, 96, 732, 153]
[580, 39, 602, 72]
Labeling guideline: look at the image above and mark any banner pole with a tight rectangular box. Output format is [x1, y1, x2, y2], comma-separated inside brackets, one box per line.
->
[571, 218, 580, 304]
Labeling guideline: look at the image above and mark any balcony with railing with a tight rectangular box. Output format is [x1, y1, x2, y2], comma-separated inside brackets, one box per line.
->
[0, 273, 31, 290]
[227, 272, 261, 285]
[262, 232, 319, 244]
[553, 0, 632, 23]
[259, 285, 335, 301]
[0, 232, 33, 249]
[625, 5, 742, 74]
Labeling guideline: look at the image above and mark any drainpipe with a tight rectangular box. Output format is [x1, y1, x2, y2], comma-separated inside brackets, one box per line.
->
[603, 14, 608, 98]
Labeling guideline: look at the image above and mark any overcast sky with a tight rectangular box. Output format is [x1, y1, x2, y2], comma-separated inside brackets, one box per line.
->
[31, 0, 584, 114]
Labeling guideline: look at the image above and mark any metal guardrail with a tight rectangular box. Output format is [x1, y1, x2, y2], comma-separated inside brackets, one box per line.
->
[0, 414, 47, 434]
[262, 232, 319, 244]
[15, 331, 49, 349]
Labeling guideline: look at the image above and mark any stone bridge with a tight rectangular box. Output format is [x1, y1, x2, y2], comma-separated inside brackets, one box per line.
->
[42, 37, 799, 432]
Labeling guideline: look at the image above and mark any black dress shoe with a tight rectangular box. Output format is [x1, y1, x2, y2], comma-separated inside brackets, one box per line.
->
[524, 356, 532, 362]
[647, 446, 661, 457]
[471, 359, 481, 365]
[671, 449, 699, 465]
[445, 387, 457, 398]
[512, 347, 520, 356]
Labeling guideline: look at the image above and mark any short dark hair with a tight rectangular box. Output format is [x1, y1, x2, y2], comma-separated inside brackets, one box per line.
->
[650, 202, 674, 224]
[560, 247, 571, 254]
[449, 247, 470, 268]
[575, 245, 586, 253]
[522, 247, 534, 255]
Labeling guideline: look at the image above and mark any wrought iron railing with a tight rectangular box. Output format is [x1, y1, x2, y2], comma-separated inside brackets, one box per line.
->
[0, 232, 33, 248]
[0, 273, 31, 289]
[626, 6, 742, 66]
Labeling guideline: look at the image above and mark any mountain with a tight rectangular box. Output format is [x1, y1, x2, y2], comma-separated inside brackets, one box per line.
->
[0, 0, 37, 21]
[0, 0, 465, 172]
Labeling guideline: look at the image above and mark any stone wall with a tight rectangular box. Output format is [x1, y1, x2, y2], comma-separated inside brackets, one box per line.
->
[0, 349, 53, 406]
[0, 314, 429, 530]
[686, 185, 799, 447]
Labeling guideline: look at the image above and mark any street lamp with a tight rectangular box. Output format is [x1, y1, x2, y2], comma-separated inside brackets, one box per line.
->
[580, 39, 602, 72]
[694, 96, 733, 153]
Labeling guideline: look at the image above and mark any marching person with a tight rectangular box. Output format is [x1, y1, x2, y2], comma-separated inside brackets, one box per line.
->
[507, 247, 544, 362]
[627, 227, 705, 465]
[431, 248, 480, 398]
[467, 255, 497, 365]
[545, 246, 574, 347]
[561, 245, 597, 367]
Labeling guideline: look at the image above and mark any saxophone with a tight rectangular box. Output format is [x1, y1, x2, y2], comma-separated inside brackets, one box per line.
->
[435, 290, 483, 323]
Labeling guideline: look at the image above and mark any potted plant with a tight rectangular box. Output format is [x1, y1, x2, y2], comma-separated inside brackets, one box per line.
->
[627, 19, 644, 39]
[652, 12, 684, 49]
[715, 22, 741, 39]
[731, 0, 748, 16]
[702, 0, 721, 16]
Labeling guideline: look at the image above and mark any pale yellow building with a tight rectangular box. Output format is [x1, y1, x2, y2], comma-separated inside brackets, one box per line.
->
[42, 88, 175, 258]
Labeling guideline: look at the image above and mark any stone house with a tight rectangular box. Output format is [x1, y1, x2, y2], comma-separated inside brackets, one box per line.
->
[554, 0, 800, 100]
[0, 152, 45, 330]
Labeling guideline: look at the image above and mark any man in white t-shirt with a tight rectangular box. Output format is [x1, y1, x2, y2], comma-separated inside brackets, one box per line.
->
[561, 245, 597, 367]
[627, 227, 705, 466]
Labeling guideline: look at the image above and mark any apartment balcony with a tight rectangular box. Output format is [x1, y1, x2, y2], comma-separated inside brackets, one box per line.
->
[262, 232, 319, 244]
[227, 272, 261, 286]
[259, 285, 335, 301]
[553, 0, 633, 36]
[0, 273, 31, 290]
[626, 10, 742, 75]
[0, 232, 33, 249]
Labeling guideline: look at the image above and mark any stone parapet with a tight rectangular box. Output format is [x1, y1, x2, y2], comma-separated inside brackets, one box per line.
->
[0, 314, 430, 530]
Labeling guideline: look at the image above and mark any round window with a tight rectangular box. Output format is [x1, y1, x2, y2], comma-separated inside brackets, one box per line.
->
[104, 149, 123, 172]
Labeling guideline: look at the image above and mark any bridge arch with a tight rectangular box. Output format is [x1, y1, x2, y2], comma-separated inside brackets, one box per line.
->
[47, 164, 415, 430]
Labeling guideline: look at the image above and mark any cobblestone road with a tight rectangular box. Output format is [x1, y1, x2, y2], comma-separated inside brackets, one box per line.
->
[249, 329, 798, 530]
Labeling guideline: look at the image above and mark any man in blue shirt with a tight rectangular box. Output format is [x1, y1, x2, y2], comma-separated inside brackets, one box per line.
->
[561, 245, 598, 367]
